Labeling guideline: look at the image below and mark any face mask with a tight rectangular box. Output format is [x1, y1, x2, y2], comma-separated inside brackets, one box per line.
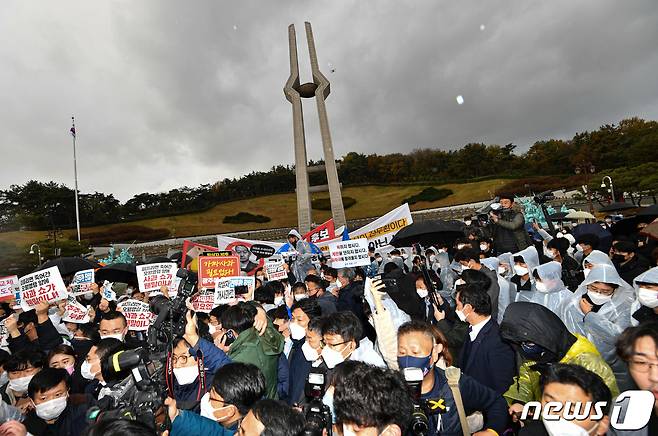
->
[397, 354, 433, 376]
[100, 333, 124, 342]
[301, 341, 320, 362]
[479, 244, 488, 251]
[416, 288, 428, 299]
[464, 220, 472, 226]
[612, 254, 627, 263]
[576, 244, 584, 252]
[34, 396, 68, 421]
[520, 342, 546, 361]
[498, 266, 507, 275]
[456, 309, 469, 322]
[455, 279, 466, 286]
[402, 253, 409, 260]
[321, 344, 350, 369]
[173, 364, 200, 385]
[294, 294, 308, 301]
[544, 417, 597, 436]
[375, 257, 382, 264]
[274, 296, 285, 306]
[429, 255, 436, 263]
[65, 366, 75, 376]
[535, 282, 549, 293]
[638, 288, 658, 308]
[334, 280, 342, 289]
[80, 360, 98, 381]
[514, 265, 529, 276]
[322, 390, 336, 424]
[9, 375, 33, 393]
[583, 268, 591, 278]
[289, 322, 306, 340]
[457, 244, 466, 250]
[544, 248, 556, 259]
[461, 265, 471, 271]
[586, 291, 612, 306]
[200, 392, 232, 422]
[208, 323, 217, 335]
[438, 249, 447, 254]
[0, 372, 7, 387]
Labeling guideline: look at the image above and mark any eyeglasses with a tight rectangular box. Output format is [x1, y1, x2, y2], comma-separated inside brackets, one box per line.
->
[629, 360, 658, 373]
[586, 284, 615, 296]
[321, 339, 349, 350]
[172, 354, 192, 365]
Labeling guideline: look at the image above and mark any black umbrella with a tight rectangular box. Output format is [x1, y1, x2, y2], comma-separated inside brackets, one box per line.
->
[572, 223, 613, 253]
[611, 204, 658, 236]
[598, 202, 637, 212]
[390, 220, 465, 248]
[142, 256, 173, 264]
[95, 263, 137, 284]
[548, 211, 569, 221]
[35, 257, 100, 276]
[637, 204, 658, 217]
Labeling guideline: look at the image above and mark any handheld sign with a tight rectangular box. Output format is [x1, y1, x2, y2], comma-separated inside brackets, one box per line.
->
[0, 275, 19, 301]
[19, 267, 68, 309]
[198, 256, 240, 289]
[264, 256, 287, 281]
[117, 299, 153, 331]
[71, 269, 95, 296]
[101, 281, 117, 302]
[215, 276, 255, 305]
[328, 239, 370, 269]
[136, 263, 177, 294]
[62, 296, 91, 324]
[190, 289, 215, 313]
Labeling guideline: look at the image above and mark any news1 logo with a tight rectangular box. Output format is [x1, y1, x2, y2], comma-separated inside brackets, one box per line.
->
[521, 390, 655, 430]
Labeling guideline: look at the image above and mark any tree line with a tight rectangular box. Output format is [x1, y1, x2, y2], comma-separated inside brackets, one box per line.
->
[1, 117, 656, 232]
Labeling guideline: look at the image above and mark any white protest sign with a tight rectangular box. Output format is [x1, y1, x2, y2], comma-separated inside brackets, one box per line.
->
[117, 298, 153, 331]
[62, 296, 91, 324]
[19, 267, 68, 309]
[71, 269, 95, 296]
[216, 276, 255, 304]
[328, 239, 371, 268]
[101, 281, 116, 302]
[190, 289, 215, 313]
[136, 263, 177, 294]
[0, 275, 19, 300]
[168, 276, 181, 299]
[0, 318, 8, 352]
[264, 256, 287, 281]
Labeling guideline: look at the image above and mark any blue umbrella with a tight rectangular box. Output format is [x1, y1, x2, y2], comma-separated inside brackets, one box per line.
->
[572, 223, 613, 252]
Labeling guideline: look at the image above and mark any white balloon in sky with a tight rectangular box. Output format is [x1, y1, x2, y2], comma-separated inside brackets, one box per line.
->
[456, 95, 465, 105]
[480, 24, 486, 31]
[233, 25, 238, 30]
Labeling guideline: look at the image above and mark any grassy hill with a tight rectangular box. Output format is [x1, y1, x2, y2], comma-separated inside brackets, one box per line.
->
[0, 179, 509, 246]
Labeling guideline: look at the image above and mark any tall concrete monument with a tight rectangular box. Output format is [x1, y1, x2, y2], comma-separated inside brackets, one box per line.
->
[284, 22, 346, 235]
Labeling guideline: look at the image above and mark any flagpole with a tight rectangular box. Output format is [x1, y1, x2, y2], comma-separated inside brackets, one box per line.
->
[71, 116, 81, 242]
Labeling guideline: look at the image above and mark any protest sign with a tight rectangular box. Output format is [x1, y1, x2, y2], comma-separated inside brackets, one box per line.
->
[169, 275, 182, 299]
[0, 275, 19, 301]
[349, 203, 412, 251]
[62, 296, 91, 324]
[0, 318, 8, 351]
[214, 276, 255, 305]
[117, 299, 153, 331]
[136, 262, 177, 294]
[303, 219, 336, 244]
[101, 281, 117, 302]
[71, 269, 95, 296]
[264, 256, 287, 281]
[19, 267, 68, 308]
[190, 289, 215, 313]
[216, 236, 284, 275]
[198, 256, 240, 289]
[181, 240, 219, 269]
[202, 251, 233, 257]
[328, 239, 371, 268]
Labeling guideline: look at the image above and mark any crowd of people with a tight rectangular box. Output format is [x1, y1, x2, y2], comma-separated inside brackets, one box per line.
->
[0, 193, 657, 435]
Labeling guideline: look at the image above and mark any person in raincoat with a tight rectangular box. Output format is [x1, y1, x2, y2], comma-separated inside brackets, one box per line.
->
[555, 264, 634, 364]
[481, 256, 511, 324]
[283, 229, 314, 284]
[507, 246, 540, 303]
[629, 267, 658, 325]
[582, 250, 614, 279]
[515, 261, 572, 315]
[500, 302, 619, 416]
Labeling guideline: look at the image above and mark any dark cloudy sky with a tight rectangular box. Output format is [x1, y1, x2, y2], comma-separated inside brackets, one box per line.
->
[1, 0, 657, 201]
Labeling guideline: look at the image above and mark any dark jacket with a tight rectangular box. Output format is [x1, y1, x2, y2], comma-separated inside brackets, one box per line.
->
[561, 254, 584, 292]
[175, 338, 232, 410]
[287, 338, 312, 405]
[421, 368, 508, 436]
[458, 318, 515, 395]
[616, 255, 651, 285]
[337, 281, 376, 342]
[480, 266, 500, 319]
[170, 410, 237, 436]
[277, 353, 290, 403]
[315, 292, 337, 315]
[632, 305, 658, 325]
[23, 397, 92, 436]
[8, 318, 63, 354]
[491, 208, 531, 254]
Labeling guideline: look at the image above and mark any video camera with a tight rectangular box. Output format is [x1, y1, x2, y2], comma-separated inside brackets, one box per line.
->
[88, 267, 199, 432]
[533, 190, 555, 204]
[302, 370, 332, 436]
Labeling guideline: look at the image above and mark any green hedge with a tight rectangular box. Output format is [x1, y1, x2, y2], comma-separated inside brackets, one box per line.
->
[223, 212, 271, 224]
[402, 187, 453, 205]
[312, 196, 357, 210]
[76, 225, 170, 245]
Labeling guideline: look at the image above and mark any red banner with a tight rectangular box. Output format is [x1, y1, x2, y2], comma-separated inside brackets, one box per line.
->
[303, 219, 336, 244]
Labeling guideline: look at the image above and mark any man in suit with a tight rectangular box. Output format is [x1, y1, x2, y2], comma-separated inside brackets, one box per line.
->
[456, 283, 516, 395]
[455, 248, 500, 318]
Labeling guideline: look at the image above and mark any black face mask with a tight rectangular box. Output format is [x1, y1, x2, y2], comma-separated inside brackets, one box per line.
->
[612, 254, 628, 263]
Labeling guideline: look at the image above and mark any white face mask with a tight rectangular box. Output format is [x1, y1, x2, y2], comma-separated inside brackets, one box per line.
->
[294, 294, 308, 301]
[289, 322, 306, 341]
[535, 281, 549, 293]
[638, 287, 658, 308]
[457, 244, 466, 250]
[583, 268, 591, 278]
[416, 288, 428, 299]
[8, 375, 33, 393]
[80, 360, 98, 381]
[100, 333, 125, 342]
[301, 341, 320, 362]
[200, 391, 232, 422]
[576, 244, 584, 252]
[334, 280, 342, 289]
[543, 418, 597, 436]
[34, 396, 68, 421]
[274, 296, 285, 306]
[173, 364, 200, 385]
[208, 323, 217, 335]
[456, 309, 468, 322]
[438, 249, 447, 254]
[464, 220, 472, 226]
[514, 265, 529, 276]
[497, 266, 507, 276]
[321, 344, 350, 369]
[480, 244, 488, 251]
[587, 290, 612, 306]
[544, 248, 556, 259]
[429, 255, 436, 263]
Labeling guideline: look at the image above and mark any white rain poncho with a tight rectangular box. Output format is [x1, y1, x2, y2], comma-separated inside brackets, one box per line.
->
[582, 250, 614, 268]
[629, 266, 658, 326]
[483, 256, 512, 323]
[287, 229, 314, 283]
[515, 261, 572, 315]
[556, 264, 634, 363]
[506, 246, 540, 305]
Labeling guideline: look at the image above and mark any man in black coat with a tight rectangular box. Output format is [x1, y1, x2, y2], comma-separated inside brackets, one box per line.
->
[612, 241, 651, 285]
[456, 284, 516, 395]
